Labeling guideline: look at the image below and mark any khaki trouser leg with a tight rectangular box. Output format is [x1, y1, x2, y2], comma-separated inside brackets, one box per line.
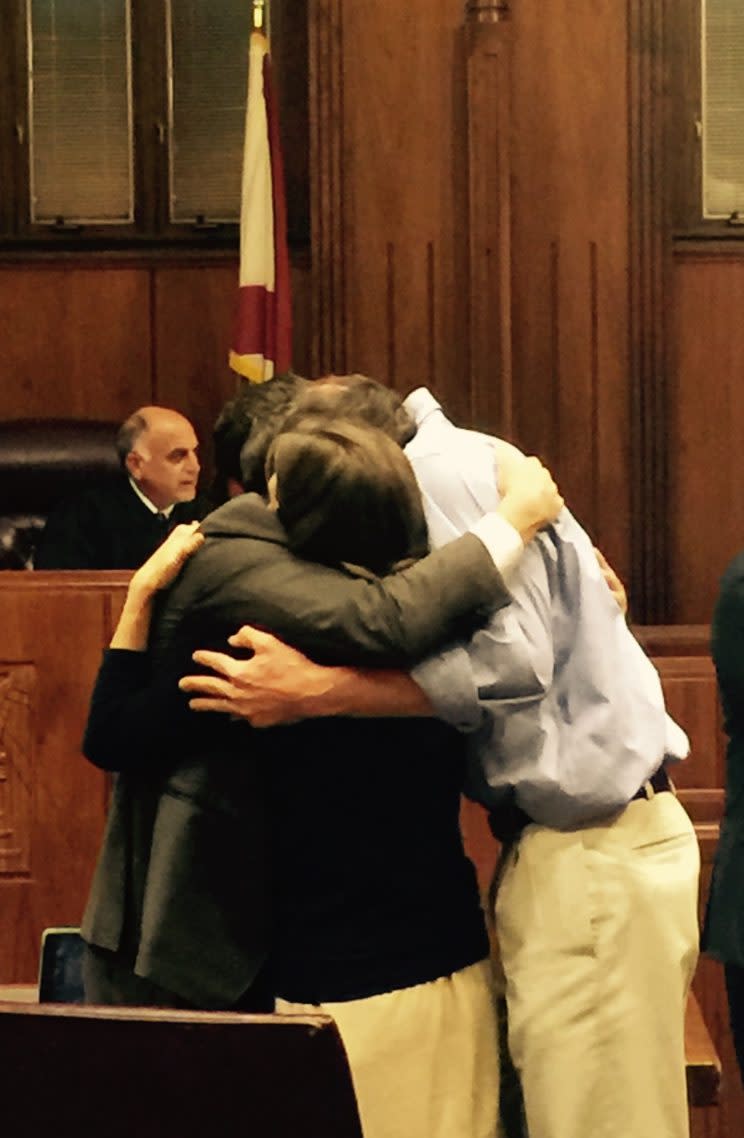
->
[277, 958, 501, 1138]
[494, 793, 700, 1138]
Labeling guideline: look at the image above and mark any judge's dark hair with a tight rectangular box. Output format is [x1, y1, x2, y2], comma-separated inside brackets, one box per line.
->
[115, 412, 148, 469]
[266, 416, 429, 577]
[211, 374, 309, 502]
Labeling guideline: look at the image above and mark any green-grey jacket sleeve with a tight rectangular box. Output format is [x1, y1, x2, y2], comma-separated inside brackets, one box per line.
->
[153, 530, 510, 670]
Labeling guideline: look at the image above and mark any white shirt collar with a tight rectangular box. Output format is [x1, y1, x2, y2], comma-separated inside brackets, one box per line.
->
[128, 477, 175, 518]
[403, 387, 442, 427]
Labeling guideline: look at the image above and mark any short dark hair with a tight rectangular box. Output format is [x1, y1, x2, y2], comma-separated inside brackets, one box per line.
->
[290, 375, 417, 447]
[211, 374, 309, 501]
[266, 415, 429, 576]
[115, 412, 148, 469]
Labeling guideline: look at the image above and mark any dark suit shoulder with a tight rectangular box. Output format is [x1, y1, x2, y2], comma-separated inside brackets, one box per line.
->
[173, 493, 211, 524]
[719, 549, 744, 592]
[199, 493, 283, 542]
[713, 550, 744, 637]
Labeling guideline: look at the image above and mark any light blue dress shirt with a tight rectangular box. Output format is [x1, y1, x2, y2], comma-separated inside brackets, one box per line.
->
[404, 387, 688, 830]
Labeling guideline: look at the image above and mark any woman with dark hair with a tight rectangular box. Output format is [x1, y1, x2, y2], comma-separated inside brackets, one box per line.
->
[266, 415, 428, 574]
[81, 406, 561, 1138]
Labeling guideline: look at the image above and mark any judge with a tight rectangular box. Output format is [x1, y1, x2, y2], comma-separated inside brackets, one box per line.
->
[35, 405, 209, 569]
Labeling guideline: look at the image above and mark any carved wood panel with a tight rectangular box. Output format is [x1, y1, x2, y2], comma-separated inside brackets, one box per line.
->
[0, 574, 129, 984]
[669, 252, 744, 625]
[0, 665, 34, 877]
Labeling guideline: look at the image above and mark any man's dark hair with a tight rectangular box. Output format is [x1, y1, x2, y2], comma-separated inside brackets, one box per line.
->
[215, 372, 414, 502]
[289, 374, 417, 448]
[115, 412, 148, 469]
[211, 374, 309, 501]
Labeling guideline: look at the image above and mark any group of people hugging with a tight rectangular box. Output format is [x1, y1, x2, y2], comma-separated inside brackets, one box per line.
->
[50, 373, 705, 1138]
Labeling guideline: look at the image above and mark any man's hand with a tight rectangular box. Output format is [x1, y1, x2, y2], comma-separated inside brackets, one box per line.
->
[180, 625, 432, 726]
[179, 625, 346, 727]
[497, 455, 563, 543]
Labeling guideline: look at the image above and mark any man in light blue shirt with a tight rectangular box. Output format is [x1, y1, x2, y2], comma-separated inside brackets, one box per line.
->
[181, 380, 700, 1138]
[402, 388, 700, 1138]
[404, 386, 690, 828]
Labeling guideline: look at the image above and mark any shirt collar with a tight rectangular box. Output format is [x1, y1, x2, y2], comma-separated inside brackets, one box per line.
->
[403, 387, 442, 428]
[128, 477, 175, 518]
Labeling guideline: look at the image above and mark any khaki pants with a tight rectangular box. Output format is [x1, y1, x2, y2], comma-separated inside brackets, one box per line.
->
[277, 958, 501, 1138]
[494, 791, 700, 1138]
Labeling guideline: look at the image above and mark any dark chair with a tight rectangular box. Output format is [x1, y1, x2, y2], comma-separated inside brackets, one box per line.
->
[0, 418, 120, 569]
[0, 1002, 364, 1138]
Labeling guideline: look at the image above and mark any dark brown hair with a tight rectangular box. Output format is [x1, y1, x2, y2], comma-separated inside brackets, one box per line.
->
[211, 373, 309, 501]
[266, 416, 428, 576]
[290, 374, 417, 447]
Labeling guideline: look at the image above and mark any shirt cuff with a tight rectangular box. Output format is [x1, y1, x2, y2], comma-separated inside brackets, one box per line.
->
[469, 513, 524, 583]
[411, 645, 484, 732]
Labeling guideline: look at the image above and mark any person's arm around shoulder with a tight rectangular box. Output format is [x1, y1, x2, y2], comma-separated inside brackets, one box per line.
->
[83, 524, 204, 769]
[109, 522, 205, 650]
[305, 452, 563, 663]
[179, 459, 564, 725]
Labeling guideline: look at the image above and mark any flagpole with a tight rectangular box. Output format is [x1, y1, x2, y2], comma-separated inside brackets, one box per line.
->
[230, 0, 292, 381]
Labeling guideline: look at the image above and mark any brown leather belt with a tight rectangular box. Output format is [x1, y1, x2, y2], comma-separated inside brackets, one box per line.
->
[630, 764, 672, 801]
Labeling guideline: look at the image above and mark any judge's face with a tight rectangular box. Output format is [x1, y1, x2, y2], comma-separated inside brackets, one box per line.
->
[127, 411, 200, 510]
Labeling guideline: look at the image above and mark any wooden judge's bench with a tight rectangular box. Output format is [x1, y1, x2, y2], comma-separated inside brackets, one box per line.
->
[0, 574, 733, 1134]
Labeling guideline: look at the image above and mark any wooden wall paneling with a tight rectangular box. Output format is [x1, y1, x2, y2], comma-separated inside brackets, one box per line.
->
[654, 656, 725, 792]
[308, 0, 347, 378]
[152, 263, 240, 483]
[506, 1, 632, 585]
[628, 0, 672, 622]
[465, 3, 513, 436]
[0, 574, 130, 984]
[289, 259, 313, 379]
[669, 252, 744, 625]
[0, 265, 152, 421]
[635, 625, 725, 819]
[346, 0, 470, 416]
[310, 0, 474, 420]
[271, 0, 311, 251]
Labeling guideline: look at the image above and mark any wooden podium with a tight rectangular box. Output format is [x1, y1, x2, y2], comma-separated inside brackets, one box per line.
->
[0, 571, 130, 985]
